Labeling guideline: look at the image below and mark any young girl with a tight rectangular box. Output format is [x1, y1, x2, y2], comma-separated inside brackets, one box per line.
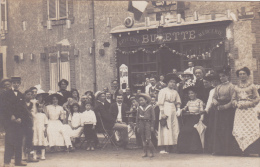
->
[68, 103, 84, 148]
[81, 102, 97, 151]
[136, 93, 155, 157]
[177, 86, 204, 154]
[33, 103, 48, 160]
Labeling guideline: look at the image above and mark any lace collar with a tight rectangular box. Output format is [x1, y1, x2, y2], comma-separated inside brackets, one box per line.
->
[238, 81, 252, 88]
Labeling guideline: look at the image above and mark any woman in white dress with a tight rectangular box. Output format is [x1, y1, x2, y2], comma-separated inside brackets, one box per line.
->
[158, 73, 182, 154]
[46, 93, 73, 152]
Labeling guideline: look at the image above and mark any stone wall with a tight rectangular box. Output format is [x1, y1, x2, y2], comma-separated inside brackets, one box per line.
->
[2, 1, 260, 93]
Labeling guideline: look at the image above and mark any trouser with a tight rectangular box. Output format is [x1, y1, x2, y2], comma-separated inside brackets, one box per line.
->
[113, 123, 129, 146]
[4, 125, 23, 164]
[23, 126, 33, 153]
[84, 124, 96, 143]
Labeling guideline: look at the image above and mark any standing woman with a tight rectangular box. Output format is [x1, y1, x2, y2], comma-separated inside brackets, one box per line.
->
[232, 67, 260, 156]
[57, 79, 71, 105]
[157, 73, 182, 154]
[193, 66, 206, 103]
[211, 66, 236, 155]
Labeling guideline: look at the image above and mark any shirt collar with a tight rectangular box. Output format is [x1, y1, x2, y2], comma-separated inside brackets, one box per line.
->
[140, 105, 151, 111]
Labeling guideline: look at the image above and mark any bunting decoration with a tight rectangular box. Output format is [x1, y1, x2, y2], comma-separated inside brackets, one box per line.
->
[115, 39, 225, 60]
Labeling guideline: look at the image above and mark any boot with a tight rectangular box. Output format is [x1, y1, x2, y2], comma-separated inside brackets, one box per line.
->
[142, 145, 148, 157]
[33, 150, 37, 160]
[41, 149, 46, 160]
[27, 152, 39, 163]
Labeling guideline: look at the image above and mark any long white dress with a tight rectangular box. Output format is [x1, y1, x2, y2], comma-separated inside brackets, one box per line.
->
[33, 112, 48, 146]
[157, 87, 181, 146]
[46, 105, 72, 147]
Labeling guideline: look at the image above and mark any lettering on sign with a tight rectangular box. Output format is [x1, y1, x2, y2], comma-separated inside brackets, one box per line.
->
[117, 25, 227, 47]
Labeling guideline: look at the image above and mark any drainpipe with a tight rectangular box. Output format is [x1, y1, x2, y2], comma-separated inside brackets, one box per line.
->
[91, 0, 97, 92]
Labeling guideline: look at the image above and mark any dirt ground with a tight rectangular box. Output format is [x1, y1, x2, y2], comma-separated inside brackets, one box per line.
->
[0, 138, 259, 167]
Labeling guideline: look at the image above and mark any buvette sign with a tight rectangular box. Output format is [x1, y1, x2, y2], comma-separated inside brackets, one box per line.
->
[117, 24, 227, 47]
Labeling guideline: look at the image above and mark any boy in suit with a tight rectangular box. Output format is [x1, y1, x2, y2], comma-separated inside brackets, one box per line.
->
[3, 77, 27, 166]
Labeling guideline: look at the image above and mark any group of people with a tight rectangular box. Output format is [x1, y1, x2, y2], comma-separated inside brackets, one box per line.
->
[0, 63, 260, 166]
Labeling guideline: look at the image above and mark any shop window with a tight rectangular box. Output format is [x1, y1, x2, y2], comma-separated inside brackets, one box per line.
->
[181, 39, 226, 72]
[129, 47, 158, 90]
[47, 0, 68, 20]
[0, 0, 7, 38]
[49, 51, 70, 92]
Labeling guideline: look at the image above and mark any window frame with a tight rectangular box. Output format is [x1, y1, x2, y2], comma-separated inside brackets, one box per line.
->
[47, 0, 69, 21]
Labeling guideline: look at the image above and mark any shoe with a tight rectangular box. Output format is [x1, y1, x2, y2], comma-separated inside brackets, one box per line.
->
[40, 156, 46, 160]
[86, 147, 90, 151]
[91, 147, 95, 151]
[150, 148, 154, 157]
[14, 162, 27, 166]
[142, 146, 148, 158]
[27, 158, 39, 163]
[160, 150, 168, 154]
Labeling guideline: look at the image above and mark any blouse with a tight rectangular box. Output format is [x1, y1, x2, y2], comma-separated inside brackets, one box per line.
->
[213, 81, 234, 109]
[183, 99, 204, 115]
[81, 110, 97, 126]
[232, 82, 260, 109]
[46, 105, 65, 120]
[158, 87, 181, 111]
[68, 112, 82, 128]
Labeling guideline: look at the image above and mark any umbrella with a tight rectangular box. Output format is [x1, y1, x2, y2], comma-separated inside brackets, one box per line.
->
[194, 120, 207, 149]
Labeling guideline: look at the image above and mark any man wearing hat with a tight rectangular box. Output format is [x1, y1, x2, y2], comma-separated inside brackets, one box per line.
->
[2, 77, 27, 166]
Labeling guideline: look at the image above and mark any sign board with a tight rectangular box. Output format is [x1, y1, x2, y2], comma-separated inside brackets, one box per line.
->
[119, 64, 128, 92]
[117, 23, 228, 47]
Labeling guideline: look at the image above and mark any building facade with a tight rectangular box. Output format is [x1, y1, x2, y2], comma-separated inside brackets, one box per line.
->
[0, 1, 260, 93]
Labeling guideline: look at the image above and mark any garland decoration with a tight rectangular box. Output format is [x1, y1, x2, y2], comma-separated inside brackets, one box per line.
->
[115, 38, 226, 60]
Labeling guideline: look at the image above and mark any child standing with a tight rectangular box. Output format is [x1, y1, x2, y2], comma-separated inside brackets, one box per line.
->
[136, 93, 155, 158]
[81, 102, 97, 151]
[33, 103, 48, 160]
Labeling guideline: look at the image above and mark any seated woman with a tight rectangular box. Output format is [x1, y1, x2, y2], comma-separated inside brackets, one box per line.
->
[46, 93, 73, 152]
[177, 86, 204, 154]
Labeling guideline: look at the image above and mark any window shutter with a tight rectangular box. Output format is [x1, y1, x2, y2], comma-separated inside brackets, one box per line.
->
[59, 52, 70, 90]
[59, 0, 67, 19]
[1, 0, 7, 32]
[48, 0, 57, 20]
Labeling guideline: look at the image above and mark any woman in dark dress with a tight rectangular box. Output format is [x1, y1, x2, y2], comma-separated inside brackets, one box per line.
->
[211, 66, 236, 155]
[193, 66, 206, 103]
[177, 86, 204, 153]
[57, 79, 71, 105]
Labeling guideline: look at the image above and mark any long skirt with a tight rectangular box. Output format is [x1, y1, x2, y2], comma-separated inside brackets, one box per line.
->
[212, 106, 237, 155]
[204, 109, 216, 153]
[233, 105, 260, 153]
[47, 120, 65, 147]
[177, 115, 202, 153]
[158, 102, 179, 146]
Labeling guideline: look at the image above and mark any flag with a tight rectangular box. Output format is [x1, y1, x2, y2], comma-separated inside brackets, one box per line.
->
[128, 1, 148, 21]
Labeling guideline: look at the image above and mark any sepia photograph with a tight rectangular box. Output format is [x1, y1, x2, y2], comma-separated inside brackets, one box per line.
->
[0, 0, 260, 166]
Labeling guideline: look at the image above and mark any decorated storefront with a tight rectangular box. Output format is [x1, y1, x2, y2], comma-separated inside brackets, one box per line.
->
[111, 19, 232, 92]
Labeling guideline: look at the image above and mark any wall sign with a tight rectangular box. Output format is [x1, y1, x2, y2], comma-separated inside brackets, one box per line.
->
[117, 23, 228, 47]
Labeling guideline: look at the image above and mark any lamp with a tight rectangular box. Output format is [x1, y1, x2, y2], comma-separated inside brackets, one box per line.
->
[30, 53, 34, 61]
[19, 53, 24, 60]
[47, 20, 52, 30]
[66, 19, 71, 29]
[156, 26, 164, 44]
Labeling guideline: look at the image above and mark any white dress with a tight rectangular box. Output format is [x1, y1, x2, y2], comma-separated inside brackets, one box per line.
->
[33, 112, 48, 146]
[46, 105, 72, 147]
[67, 112, 84, 138]
[157, 87, 181, 146]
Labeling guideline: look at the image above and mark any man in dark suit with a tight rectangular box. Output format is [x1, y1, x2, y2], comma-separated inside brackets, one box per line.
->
[123, 87, 132, 108]
[109, 94, 130, 149]
[2, 77, 27, 166]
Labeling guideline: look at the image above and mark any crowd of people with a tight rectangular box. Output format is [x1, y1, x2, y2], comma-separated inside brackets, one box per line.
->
[0, 63, 260, 166]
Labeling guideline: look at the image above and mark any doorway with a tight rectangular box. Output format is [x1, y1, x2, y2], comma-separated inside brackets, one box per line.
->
[159, 43, 181, 75]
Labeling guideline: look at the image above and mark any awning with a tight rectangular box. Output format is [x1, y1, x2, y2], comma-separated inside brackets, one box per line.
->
[110, 18, 232, 34]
